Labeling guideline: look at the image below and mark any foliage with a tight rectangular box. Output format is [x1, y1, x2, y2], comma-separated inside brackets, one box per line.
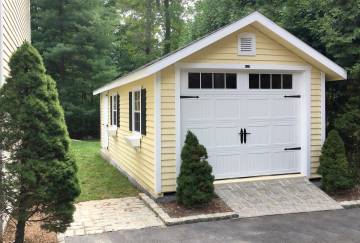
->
[176, 131, 214, 208]
[318, 130, 354, 192]
[31, 0, 118, 139]
[0, 43, 80, 243]
[72, 140, 138, 202]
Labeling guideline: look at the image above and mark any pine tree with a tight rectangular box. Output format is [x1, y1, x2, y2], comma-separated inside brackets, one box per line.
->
[318, 130, 354, 192]
[0, 43, 80, 243]
[176, 131, 214, 208]
[31, 0, 118, 139]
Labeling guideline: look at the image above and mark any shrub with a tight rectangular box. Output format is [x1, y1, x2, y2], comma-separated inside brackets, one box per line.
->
[0, 42, 80, 243]
[318, 130, 354, 192]
[176, 131, 215, 208]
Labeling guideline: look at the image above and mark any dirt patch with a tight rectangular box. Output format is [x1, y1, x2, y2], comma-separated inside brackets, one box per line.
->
[330, 185, 360, 202]
[159, 197, 232, 218]
[3, 217, 57, 243]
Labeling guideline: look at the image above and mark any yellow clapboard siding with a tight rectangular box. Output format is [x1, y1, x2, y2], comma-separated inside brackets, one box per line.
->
[101, 75, 156, 195]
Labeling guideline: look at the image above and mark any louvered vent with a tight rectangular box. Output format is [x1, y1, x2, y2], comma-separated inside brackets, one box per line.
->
[238, 33, 256, 56]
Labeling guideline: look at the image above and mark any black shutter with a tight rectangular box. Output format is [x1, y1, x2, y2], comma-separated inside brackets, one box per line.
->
[141, 89, 146, 135]
[116, 94, 120, 127]
[129, 92, 132, 131]
[110, 96, 113, 125]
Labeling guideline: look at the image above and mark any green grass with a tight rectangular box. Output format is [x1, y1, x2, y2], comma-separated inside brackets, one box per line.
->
[71, 140, 138, 202]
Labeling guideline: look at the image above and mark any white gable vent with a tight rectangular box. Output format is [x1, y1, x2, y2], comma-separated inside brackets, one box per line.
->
[238, 33, 256, 56]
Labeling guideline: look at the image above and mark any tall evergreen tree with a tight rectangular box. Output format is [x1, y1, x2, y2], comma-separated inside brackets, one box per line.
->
[0, 43, 80, 243]
[31, 0, 118, 138]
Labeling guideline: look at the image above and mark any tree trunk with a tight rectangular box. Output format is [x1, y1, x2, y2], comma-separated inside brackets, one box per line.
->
[145, 0, 153, 55]
[163, 0, 171, 54]
[14, 217, 26, 243]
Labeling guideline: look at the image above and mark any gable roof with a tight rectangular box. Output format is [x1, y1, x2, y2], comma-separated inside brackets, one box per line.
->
[94, 11, 347, 95]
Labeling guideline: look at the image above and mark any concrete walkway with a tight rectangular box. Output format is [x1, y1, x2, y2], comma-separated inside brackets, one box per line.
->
[215, 176, 342, 217]
[57, 197, 163, 242]
[65, 208, 360, 243]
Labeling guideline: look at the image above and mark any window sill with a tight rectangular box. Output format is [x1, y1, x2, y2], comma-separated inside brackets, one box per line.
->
[125, 133, 141, 148]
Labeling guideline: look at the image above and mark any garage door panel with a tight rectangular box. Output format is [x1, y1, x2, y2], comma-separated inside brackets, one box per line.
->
[210, 154, 242, 178]
[271, 98, 298, 118]
[215, 99, 239, 119]
[215, 126, 241, 147]
[248, 152, 270, 174]
[181, 99, 214, 121]
[181, 126, 214, 148]
[271, 124, 296, 144]
[247, 125, 270, 145]
[247, 98, 270, 118]
[271, 151, 298, 172]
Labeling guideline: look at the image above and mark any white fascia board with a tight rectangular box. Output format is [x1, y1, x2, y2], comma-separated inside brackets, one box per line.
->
[93, 11, 346, 95]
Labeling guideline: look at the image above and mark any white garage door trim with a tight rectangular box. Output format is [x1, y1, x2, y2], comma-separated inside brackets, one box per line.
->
[174, 63, 312, 179]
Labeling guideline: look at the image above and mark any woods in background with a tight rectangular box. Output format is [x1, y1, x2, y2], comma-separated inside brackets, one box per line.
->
[30, 0, 359, 170]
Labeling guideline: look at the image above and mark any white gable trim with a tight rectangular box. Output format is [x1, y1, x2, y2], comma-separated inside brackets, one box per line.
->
[94, 11, 346, 95]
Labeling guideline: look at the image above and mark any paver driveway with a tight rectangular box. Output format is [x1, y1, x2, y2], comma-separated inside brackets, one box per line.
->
[215, 176, 342, 217]
[65, 208, 360, 243]
[57, 197, 163, 242]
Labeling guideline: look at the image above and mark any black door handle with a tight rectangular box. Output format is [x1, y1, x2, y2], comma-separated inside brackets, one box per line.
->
[244, 129, 251, 144]
[239, 129, 244, 144]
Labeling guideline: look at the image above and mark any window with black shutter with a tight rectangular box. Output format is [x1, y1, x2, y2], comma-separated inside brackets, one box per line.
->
[133, 90, 141, 133]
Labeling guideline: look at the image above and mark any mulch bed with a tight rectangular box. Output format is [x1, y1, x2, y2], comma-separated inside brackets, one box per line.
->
[159, 196, 232, 218]
[3, 216, 57, 243]
[329, 185, 360, 202]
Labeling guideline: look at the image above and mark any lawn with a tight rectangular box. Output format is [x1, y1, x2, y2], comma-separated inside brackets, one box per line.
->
[71, 140, 138, 202]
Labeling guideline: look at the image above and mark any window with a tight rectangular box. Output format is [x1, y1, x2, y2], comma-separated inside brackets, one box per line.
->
[283, 74, 293, 89]
[272, 74, 282, 89]
[201, 73, 213, 89]
[188, 72, 237, 89]
[260, 74, 271, 89]
[110, 95, 118, 126]
[214, 73, 225, 88]
[188, 73, 200, 88]
[249, 74, 293, 90]
[226, 73, 237, 89]
[133, 90, 141, 132]
[249, 74, 259, 89]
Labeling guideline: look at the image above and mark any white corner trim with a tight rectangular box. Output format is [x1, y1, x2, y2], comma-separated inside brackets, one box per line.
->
[93, 11, 346, 95]
[305, 70, 312, 177]
[154, 72, 162, 194]
[175, 68, 181, 178]
[298, 70, 312, 178]
[321, 72, 326, 144]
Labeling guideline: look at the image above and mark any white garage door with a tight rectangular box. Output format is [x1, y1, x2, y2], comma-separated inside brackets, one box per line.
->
[180, 72, 301, 179]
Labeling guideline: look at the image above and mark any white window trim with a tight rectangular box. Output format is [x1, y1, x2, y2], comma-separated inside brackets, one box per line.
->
[238, 32, 256, 56]
[108, 94, 118, 128]
[112, 95, 118, 127]
[132, 87, 142, 135]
